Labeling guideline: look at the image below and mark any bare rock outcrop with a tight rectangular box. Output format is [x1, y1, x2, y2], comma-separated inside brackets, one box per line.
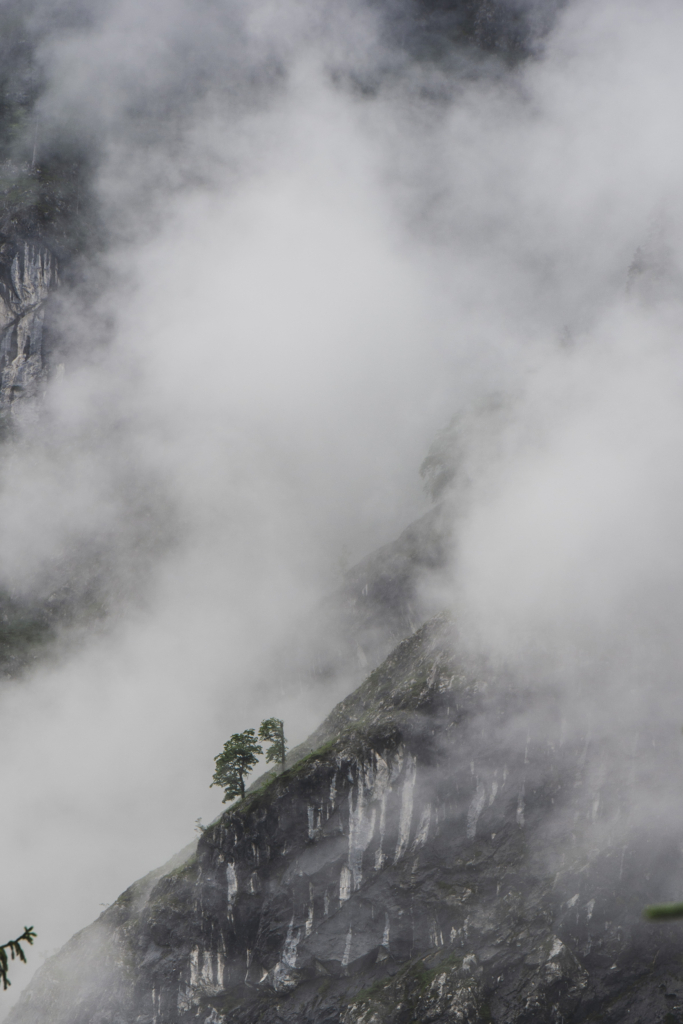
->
[0, 237, 58, 414]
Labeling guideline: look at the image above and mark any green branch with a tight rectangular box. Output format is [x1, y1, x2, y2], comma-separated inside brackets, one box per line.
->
[0, 926, 36, 990]
[644, 903, 683, 920]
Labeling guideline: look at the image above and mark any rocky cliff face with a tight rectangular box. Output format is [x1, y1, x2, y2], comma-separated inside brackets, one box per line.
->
[0, 237, 58, 416]
[0, 235, 63, 674]
[9, 616, 683, 1024]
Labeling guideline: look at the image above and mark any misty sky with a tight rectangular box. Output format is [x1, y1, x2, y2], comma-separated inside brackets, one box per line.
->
[4, 0, 683, 1010]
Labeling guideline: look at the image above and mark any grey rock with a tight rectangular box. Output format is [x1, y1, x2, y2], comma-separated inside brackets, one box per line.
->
[0, 237, 58, 414]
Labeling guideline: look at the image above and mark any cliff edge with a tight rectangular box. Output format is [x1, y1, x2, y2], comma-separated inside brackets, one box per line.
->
[9, 615, 683, 1024]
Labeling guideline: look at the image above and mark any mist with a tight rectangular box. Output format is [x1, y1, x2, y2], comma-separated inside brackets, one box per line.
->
[2, 0, 683, 1011]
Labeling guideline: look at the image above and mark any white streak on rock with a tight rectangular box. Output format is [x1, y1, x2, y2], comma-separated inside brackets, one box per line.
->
[413, 804, 432, 849]
[375, 791, 388, 870]
[517, 788, 525, 827]
[339, 864, 352, 903]
[342, 927, 353, 968]
[282, 918, 300, 969]
[181, 945, 224, 1010]
[189, 947, 200, 988]
[394, 755, 417, 863]
[226, 864, 238, 907]
[467, 781, 487, 839]
[348, 765, 377, 890]
[390, 747, 404, 783]
[306, 884, 314, 936]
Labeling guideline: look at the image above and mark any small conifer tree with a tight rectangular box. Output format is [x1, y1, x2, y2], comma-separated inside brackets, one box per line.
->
[259, 717, 287, 769]
[211, 730, 262, 802]
[0, 926, 36, 990]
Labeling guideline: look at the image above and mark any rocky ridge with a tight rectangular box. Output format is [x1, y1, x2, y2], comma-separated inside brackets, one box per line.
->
[263, 501, 453, 712]
[9, 615, 683, 1024]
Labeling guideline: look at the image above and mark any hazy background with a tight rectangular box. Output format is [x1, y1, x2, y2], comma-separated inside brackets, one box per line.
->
[4, 0, 683, 1009]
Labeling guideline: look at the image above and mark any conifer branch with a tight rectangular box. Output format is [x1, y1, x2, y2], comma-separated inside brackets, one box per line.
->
[0, 926, 36, 990]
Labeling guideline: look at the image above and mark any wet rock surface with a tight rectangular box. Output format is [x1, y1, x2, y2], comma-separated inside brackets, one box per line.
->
[9, 616, 683, 1024]
[0, 236, 58, 414]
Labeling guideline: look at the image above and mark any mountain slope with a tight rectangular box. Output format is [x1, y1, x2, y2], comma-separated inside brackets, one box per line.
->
[9, 614, 683, 1024]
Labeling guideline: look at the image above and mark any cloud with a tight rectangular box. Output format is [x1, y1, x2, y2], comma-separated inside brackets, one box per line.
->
[5, 0, 683, 1010]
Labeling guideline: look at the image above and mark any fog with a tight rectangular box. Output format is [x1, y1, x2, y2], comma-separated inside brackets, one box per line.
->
[3, 0, 683, 1010]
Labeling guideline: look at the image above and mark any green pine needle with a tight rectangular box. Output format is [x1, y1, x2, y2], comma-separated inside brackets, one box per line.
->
[644, 903, 683, 920]
[0, 926, 36, 990]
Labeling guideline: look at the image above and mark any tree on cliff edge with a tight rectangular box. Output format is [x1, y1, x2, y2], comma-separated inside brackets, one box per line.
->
[211, 730, 262, 802]
[258, 717, 287, 769]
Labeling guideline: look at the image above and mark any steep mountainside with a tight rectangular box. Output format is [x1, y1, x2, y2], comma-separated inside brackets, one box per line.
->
[10, 616, 683, 1024]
